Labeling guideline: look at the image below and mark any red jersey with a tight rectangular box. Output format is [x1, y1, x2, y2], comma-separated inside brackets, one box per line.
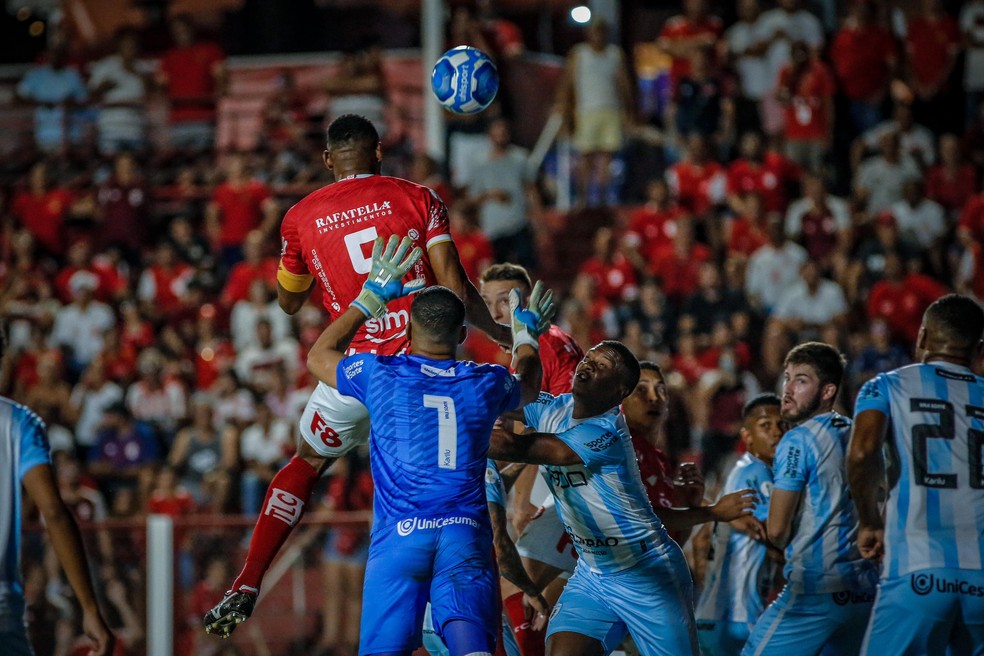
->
[159, 41, 225, 123]
[926, 164, 977, 215]
[830, 24, 896, 101]
[667, 160, 727, 215]
[578, 253, 639, 304]
[906, 16, 960, 88]
[659, 15, 724, 84]
[727, 217, 768, 257]
[868, 274, 949, 345]
[632, 436, 676, 511]
[212, 180, 271, 247]
[539, 324, 583, 395]
[726, 154, 797, 213]
[11, 188, 73, 255]
[279, 175, 451, 356]
[625, 204, 686, 260]
[451, 229, 493, 284]
[960, 194, 984, 241]
[779, 60, 836, 142]
[221, 257, 278, 305]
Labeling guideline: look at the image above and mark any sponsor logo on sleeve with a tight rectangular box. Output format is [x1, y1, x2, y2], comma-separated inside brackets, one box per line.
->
[784, 446, 801, 479]
[585, 431, 618, 452]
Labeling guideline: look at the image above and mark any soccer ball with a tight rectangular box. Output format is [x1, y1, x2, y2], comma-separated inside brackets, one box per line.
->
[431, 46, 499, 115]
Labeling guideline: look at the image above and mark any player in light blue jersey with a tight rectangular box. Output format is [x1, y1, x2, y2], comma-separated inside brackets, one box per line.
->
[744, 342, 878, 656]
[0, 324, 114, 656]
[849, 294, 984, 655]
[489, 340, 700, 656]
[304, 235, 553, 656]
[696, 393, 785, 656]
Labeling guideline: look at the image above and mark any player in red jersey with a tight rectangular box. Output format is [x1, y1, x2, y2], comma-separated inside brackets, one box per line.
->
[621, 362, 759, 547]
[478, 263, 582, 656]
[205, 115, 509, 637]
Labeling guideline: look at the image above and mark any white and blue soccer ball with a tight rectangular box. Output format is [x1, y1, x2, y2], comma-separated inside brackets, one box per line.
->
[431, 46, 499, 115]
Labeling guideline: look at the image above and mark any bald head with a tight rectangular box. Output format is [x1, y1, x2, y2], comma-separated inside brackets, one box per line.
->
[922, 295, 984, 355]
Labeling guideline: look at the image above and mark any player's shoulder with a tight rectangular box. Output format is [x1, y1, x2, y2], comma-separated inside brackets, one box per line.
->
[0, 396, 46, 431]
[807, 411, 851, 435]
[540, 325, 583, 357]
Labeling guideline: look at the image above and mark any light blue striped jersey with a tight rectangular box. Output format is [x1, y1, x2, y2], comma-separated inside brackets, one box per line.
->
[0, 397, 51, 631]
[485, 459, 506, 508]
[696, 453, 774, 623]
[773, 411, 877, 594]
[854, 361, 984, 579]
[523, 393, 674, 573]
[336, 354, 519, 532]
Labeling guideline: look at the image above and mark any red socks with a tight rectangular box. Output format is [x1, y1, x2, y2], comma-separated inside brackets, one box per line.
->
[503, 592, 545, 656]
[232, 456, 320, 593]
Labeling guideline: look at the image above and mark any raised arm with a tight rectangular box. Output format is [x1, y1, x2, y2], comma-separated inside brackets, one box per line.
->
[847, 409, 889, 561]
[22, 464, 115, 656]
[307, 235, 423, 386]
[428, 240, 511, 345]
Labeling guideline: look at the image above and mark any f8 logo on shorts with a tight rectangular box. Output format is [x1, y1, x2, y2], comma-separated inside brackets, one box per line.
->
[311, 411, 342, 448]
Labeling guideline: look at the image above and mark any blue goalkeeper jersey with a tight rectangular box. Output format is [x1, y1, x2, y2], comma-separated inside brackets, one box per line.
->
[1, 398, 51, 632]
[855, 361, 984, 579]
[335, 353, 520, 531]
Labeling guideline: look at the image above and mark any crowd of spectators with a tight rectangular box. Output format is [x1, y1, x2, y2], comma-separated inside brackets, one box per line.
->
[3, 1, 984, 653]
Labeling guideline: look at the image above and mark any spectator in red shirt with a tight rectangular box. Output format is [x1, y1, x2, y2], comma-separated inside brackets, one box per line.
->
[777, 41, 836, 172]
[449, 201, 493, 285]
[657, 0, 724, 90]
[54, 239, 124, 304]
[867, 251, 949, 346]
[136, 241, 194, 319]
[156, 13, 226, 153]
[624, 178, 688, 270]
[221, 230, 277, 307]
[958, 187, 984, 247]
[904, 0, 961, 134]
[578, 226, 639, 304]
[926, 133, 978, 218]
[727, 131, 799, 215]
[94, 152, 148, 260]
[649, 217, 713, 305]
[666, 134, 727, 219]
[11, 161, 76, 257]
[830, 0, 898, 136]
[206, 153, 279, 268]
[726, 192, 769, 257]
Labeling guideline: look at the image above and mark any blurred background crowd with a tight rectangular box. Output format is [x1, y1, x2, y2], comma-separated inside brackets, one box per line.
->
[1, 0, 983, 654]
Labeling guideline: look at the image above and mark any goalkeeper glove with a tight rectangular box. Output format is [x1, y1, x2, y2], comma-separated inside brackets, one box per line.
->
[351, 235, 425, 318]
[509, 280, 556, 354]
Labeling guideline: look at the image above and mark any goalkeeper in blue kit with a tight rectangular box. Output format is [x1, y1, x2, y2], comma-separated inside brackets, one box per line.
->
[306, 235, 555, 656]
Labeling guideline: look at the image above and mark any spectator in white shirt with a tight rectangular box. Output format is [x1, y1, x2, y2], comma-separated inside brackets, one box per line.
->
[239, 402, 292, 514]
[230, 279, 292, 352]
[961, 0, 984, 128]
[49, 272, 115, 374]
[745, 213, 808, 312]
[235, 319, 299, 391]
[851, 102, 936, 170]
[890, 179, 947, 250]
[70, 359, 124, 451]
[854, 130, 920, 215]
[755, 0, 824, 134]
[88, 30, 151, 155]
[763, 260, 848, 376]
[726, 0, 771, 134]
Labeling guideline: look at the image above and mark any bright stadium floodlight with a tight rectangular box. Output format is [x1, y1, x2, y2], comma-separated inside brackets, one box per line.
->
[571, 5, 592, 24]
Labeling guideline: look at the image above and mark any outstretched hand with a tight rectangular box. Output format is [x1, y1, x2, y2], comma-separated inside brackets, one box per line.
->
[508, 280, 556, 353]
[351, 235, 424, 318]
[709, 488, 758, 522]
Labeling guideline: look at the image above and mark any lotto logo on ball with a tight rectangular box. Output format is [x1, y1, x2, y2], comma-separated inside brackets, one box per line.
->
[431, 46, 499, 115]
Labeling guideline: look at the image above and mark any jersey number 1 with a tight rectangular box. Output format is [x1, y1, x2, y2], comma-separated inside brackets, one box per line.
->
[424, 395, 458, 470]
[910, 398, 984, 489]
